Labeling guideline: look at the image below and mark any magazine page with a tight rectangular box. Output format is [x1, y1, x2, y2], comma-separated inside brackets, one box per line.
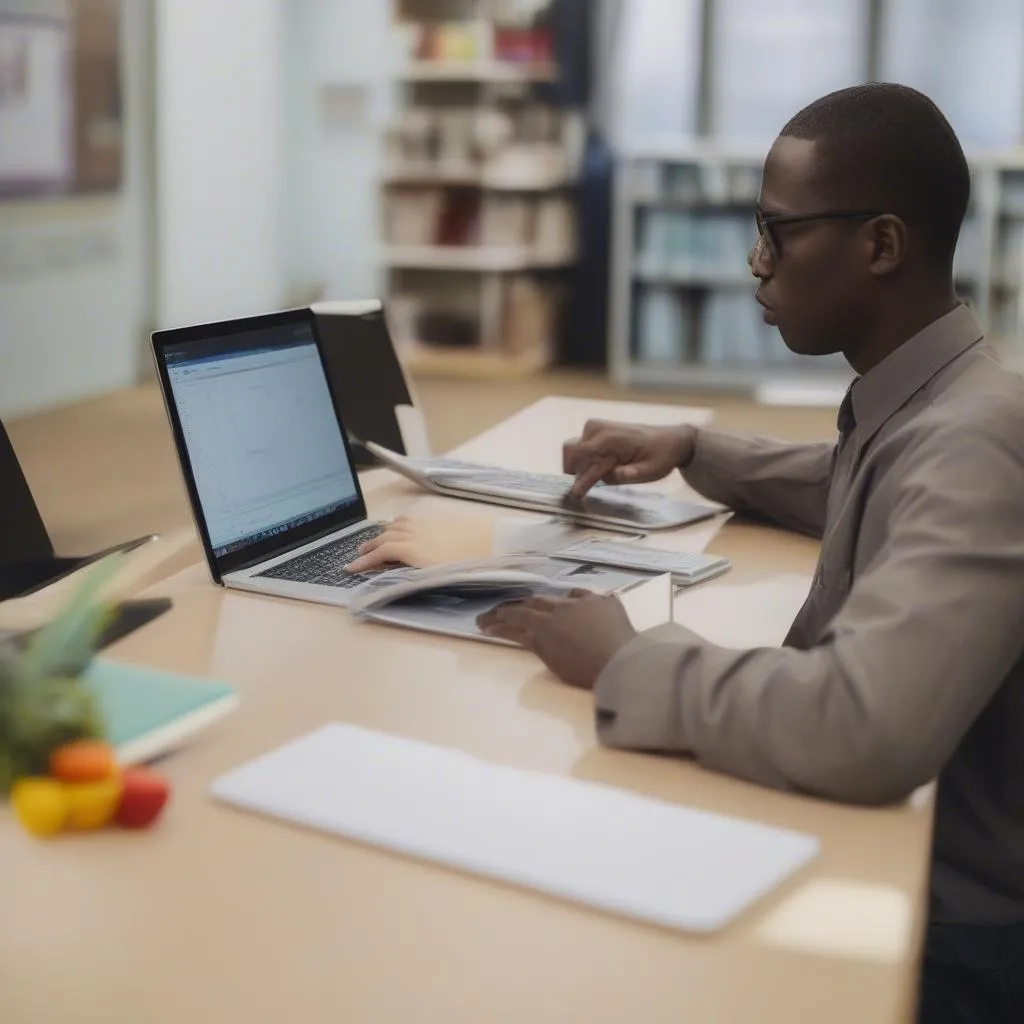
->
[348, 555, 669, 647]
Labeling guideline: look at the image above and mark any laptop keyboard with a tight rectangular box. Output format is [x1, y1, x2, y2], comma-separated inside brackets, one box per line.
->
[255, 524, 384, 589]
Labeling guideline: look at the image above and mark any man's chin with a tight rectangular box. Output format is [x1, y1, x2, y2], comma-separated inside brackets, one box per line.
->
[778, 330, 835, 358]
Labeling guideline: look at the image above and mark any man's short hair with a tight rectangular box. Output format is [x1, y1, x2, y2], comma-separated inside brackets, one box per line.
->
[781, 83, 970, 268]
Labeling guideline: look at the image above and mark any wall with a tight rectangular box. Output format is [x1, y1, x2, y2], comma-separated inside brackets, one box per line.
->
[0, 0, 152, 418]
[1, 0, 392, 418]
[154, 0, 286, 327]
[283, 0, 392, 302]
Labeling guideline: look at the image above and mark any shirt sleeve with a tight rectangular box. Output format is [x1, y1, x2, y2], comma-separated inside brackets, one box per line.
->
[682, 428, 835, 539]
[595, 416, 1024, 805]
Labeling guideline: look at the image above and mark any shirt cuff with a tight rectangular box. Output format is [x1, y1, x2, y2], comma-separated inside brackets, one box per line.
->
[592, 622, 699, 752]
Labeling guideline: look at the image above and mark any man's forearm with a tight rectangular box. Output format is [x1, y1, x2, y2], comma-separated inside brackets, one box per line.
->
[682, 428, 835, 538]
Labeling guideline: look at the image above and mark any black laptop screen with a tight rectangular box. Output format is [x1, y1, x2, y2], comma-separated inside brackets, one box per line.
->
[161, 319, 362, 566]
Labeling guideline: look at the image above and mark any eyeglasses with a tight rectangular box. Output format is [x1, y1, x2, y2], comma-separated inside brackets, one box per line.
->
[754, 205, 884, 260]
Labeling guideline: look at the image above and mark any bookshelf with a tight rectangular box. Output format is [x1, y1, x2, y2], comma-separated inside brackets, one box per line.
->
[384, 0, 581, 379]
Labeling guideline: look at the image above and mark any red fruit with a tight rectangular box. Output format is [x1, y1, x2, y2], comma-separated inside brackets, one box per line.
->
[115, 767, 171, 828]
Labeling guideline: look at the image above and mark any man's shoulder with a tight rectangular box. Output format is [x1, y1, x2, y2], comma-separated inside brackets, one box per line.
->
[911, 356, 1024, 447]
[882, 411, 1024, 516]
[870, 362, 1024, 487]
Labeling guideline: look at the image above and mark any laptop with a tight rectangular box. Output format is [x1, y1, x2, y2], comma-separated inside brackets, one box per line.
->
[151, 308, 383, 608]
[364, 442, 722, 534]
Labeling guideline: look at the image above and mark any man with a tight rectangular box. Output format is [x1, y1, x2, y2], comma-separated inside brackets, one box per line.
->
[478, 84, 1024, 1023]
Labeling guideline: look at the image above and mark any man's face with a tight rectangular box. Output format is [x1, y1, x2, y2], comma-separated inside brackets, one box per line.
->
[750, 136, 874, 357]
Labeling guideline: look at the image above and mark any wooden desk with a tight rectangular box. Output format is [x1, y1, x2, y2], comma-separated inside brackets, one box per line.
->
[0, 398, 932, 1024]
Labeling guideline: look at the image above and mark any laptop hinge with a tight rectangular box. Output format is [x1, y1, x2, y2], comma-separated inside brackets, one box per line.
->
[227, 518, 362, 575]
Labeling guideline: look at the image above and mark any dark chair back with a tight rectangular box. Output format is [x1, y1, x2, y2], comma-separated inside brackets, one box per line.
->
[0, 417, 53, 567]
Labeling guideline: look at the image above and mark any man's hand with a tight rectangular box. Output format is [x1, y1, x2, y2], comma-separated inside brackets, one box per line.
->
[346, 514, 493, 572]
[563, 420, 698, 499]
[477, 589, 637, 689]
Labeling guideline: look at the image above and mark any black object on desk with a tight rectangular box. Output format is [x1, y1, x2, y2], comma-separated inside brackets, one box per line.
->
[94, 598, 173, 650]
[1, 597, 173, 654]
[313, 302, 418, 469]
[0, 416, 158, 602]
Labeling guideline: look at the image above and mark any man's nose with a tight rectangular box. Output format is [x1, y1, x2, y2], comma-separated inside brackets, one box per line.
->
[748, 235, 772, 279]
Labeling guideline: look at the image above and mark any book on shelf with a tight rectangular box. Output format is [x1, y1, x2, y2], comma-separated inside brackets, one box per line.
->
[399, 16, 555, 70]
[636, 287, 688, 364]
[637, 210, 752, 281]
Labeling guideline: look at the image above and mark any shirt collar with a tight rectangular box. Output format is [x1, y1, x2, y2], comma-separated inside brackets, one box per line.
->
[850, 303, 985, 440]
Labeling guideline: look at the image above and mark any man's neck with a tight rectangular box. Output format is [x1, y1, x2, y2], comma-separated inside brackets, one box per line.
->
[845, 288, 960, 376]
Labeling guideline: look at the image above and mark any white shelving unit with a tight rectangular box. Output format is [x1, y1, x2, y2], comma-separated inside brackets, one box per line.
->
[383, 0, 581, 379]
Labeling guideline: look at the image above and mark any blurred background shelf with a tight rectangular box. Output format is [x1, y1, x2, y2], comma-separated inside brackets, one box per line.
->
[384, 244, 573, 271]
[384, 166, 575, 190]
[398, 59, 558, 83]
[634, 269, 754, 289]
[382, 0, 582, 380]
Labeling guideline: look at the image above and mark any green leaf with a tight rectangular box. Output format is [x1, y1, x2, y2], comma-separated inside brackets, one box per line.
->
[15, 555, 125, 683]
[0, 558, 124, 794]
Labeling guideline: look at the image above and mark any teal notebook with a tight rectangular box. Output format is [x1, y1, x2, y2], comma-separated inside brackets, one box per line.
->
[82, 660, 239, 764]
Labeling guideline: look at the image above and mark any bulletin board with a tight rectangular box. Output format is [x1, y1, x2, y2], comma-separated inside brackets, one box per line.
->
[0, 0, 122, 199]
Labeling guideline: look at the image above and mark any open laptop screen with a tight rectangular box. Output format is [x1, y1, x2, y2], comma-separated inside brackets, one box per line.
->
[155, 311, 366, 577]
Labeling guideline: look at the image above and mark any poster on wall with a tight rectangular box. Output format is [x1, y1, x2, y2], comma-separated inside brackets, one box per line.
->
[0, 0, 122, 199]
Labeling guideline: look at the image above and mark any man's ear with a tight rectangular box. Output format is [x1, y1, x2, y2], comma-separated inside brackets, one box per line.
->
[866, 214, 909, 276]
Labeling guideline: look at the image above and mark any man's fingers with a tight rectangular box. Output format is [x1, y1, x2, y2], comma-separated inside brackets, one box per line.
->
[356, 535, 387, 556]
[357, 522, 412, 555]
[478, 622, 535, 648]
[477, 601, 546, 632]
[344, 553, 375, 572]
[346, 540, 411, 572]
[603, 458, 662, 485]
[571, 455, 618, 499]
[567, 588, 598, 600]
[562, 437, 581, 474]
[477, 601, 521, 630]
[580, 418, 611, 441]
[564, 425, 614, 474]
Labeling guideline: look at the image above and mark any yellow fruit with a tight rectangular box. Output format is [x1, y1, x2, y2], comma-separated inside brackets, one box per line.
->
[11, 777, 70, 837]
[65, 777, 123, 830]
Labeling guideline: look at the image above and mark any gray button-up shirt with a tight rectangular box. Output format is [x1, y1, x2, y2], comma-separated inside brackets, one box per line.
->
[595, 304, 1024, 925]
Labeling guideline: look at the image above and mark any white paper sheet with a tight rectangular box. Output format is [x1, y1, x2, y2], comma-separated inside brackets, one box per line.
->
[213, 723, 820, 934]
